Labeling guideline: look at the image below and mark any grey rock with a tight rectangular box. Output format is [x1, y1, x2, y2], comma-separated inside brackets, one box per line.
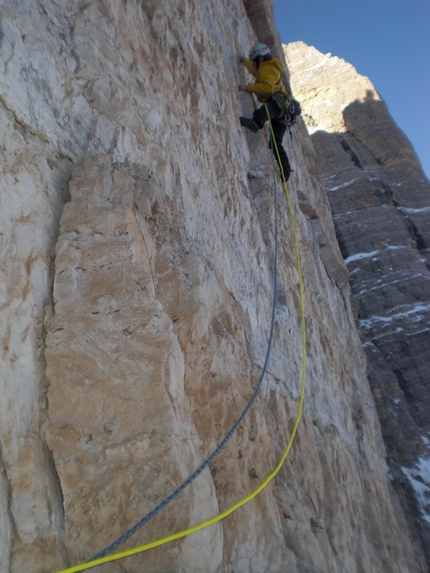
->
[285, 40, 430, 566]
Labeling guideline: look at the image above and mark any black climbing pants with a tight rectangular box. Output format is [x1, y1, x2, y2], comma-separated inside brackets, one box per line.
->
[253, 98, 291, 182]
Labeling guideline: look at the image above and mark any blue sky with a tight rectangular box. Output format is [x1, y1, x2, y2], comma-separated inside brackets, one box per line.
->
[272, 0, 430, 179]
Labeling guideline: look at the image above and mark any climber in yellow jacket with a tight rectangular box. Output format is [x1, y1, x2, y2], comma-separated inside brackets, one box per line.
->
[238, 43, 291, 182]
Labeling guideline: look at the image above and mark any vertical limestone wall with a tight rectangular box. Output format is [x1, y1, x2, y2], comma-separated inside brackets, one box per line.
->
[0, 2, 426, 572]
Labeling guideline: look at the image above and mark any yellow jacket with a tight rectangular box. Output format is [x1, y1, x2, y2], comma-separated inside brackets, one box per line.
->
[244, 57, 288, 103]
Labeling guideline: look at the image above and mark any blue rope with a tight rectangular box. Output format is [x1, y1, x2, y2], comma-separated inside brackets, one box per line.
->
[89, 117, 279, 563]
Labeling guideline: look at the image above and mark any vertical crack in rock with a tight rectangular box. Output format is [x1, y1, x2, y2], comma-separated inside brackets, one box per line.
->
[339, 135, 363, 170]
[399, 210, 429, 251]
[45, 445, 67, 557]
[40, 225, 70, 565]
[0, 441, 14, 573]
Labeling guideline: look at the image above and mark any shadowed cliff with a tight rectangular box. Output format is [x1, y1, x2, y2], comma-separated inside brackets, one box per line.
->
[285, 41, 430, 568]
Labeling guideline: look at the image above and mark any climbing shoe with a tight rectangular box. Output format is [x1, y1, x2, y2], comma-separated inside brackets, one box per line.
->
[239, 116, 259, 133]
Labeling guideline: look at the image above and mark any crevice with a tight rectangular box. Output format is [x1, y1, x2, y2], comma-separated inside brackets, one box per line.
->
[0, 440, 15, 573]
[38, 168, 73, 561]
[45, 162, 73, 323]
[339, 135, 363, 169]
[0, 95, 74, 166]
[45, 444, 67, 560]
[394, 205, 429, 251]
[0, 94, 50, 144]
[39, 314, 68, 561]
[334, 227, 349, 259]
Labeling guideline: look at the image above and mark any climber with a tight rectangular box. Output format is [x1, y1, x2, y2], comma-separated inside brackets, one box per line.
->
[238, 43, 291, 182]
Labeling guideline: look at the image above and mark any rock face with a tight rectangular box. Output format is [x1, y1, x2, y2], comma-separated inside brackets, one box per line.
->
[285, 40, 430, 565]
[0, 3, 427, 573]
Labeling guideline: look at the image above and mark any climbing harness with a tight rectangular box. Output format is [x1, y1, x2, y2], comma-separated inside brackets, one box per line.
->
[272, 91, 289, 115]
[271, 92, 301, 129]
[54, 105, 307, 573]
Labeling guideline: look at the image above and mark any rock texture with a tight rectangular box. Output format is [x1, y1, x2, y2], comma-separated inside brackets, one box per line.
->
[0, 3, 427, 573]
[285, 40, 430, 565]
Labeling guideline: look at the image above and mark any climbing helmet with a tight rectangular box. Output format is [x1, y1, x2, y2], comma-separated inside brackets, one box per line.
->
[248, 43, 271, 62]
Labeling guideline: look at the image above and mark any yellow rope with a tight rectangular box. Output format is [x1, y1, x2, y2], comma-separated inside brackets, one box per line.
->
[55, 106, 306, 573]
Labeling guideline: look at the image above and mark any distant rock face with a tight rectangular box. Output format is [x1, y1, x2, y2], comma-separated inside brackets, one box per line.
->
[285, 40, 430, 562]
[1, 4, 429, 573]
